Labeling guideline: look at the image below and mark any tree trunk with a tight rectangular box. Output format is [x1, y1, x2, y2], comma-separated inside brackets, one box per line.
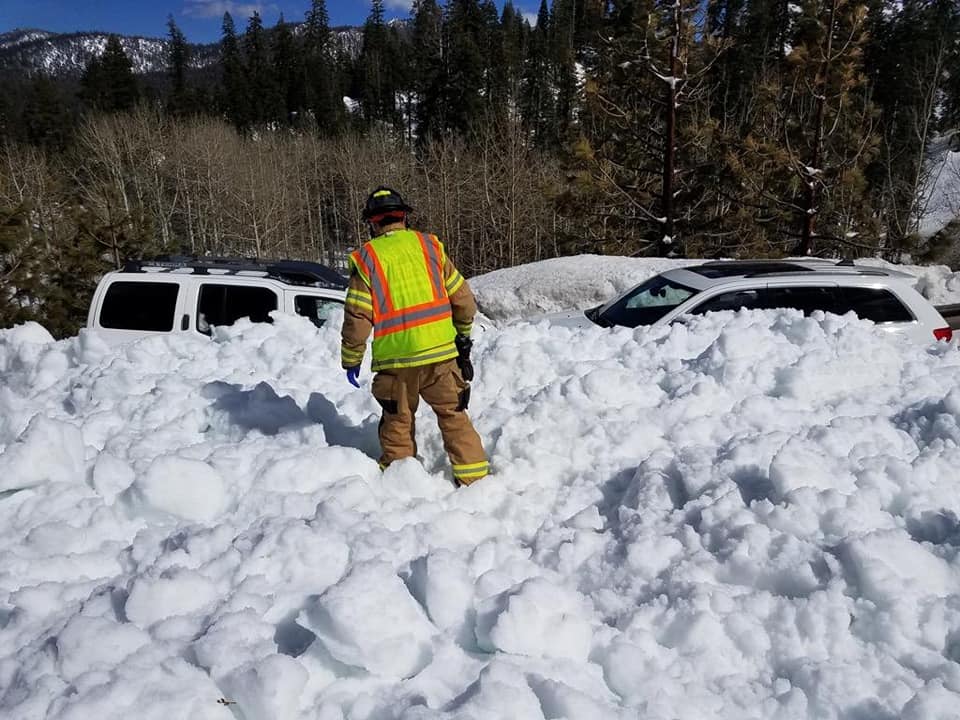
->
[798, 0, 838, 256]
[661, 0, 681, 255]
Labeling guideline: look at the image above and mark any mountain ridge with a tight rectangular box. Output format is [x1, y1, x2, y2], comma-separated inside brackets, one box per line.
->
[0, 25, 367, 77]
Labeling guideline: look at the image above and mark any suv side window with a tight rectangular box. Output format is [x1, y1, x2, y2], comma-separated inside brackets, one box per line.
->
[295, 296, 343, 328]
[690, 289, 763, 314]
[834, 287, 913, 323]
[691, 286, 840, 316]
[100, 281, 179, 332]
[761, 286, 838, 315]
[197, 284, 278, 334]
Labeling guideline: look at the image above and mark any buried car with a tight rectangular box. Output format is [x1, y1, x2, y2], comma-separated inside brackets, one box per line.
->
[539, 259, 956, 344]
[86, 256, 347, 347]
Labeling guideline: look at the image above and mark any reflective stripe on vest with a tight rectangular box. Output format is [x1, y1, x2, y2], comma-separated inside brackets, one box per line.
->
[419, 232, 446, 301]
[358, 246, 391, 316]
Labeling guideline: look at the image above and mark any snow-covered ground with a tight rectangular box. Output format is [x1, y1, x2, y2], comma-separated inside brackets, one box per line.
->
[4, 259, 960, 719]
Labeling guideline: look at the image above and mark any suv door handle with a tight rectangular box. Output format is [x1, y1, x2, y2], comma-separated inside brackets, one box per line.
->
[181, 314, 189, 331]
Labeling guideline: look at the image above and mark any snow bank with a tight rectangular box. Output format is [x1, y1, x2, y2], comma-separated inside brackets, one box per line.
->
[471, 254, 698, 321]
[472, 254, 960, 322]
[4, 298, 960, 718]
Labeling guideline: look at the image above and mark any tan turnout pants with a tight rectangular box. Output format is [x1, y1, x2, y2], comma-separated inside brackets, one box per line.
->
[372, 359, 489, 484]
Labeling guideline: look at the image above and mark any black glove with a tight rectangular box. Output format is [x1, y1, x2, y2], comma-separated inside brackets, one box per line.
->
[455, 334, 474, 382]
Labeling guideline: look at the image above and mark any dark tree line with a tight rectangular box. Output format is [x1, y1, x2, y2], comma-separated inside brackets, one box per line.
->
[2, 0, 960, 336]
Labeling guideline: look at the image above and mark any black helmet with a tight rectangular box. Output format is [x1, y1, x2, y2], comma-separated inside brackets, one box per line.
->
[362, 186, 413, 219]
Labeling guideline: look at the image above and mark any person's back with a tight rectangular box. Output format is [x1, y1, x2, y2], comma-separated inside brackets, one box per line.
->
[341, 187, 488, 486]
[352, 228, 460, 370]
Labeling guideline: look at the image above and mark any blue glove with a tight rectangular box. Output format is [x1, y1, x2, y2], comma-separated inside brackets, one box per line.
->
[346, 366, 361, 388]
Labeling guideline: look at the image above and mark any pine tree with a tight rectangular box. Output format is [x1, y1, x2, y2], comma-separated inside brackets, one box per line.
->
[357, 0, 398, 125]
[573, 0, 727, 255]
[0, 202, 36, 328]
[479, 0, 506, 122]
[304, 0, 343, 134]
[522, 0, 554, 146]
[782, 0, 879, 254]
[244, 12, 280, 125]
[500, 2, 528, 108]
[22, 75, 73, 151]
[220, 13, 248, 128]
[166, 16, 192, 117]
[412, 0, 446, 142]
[444, 0, 488, 134]
[80, 35, 139, 112]
[550, 0, 578, 143]
[273, 14, 306, 124]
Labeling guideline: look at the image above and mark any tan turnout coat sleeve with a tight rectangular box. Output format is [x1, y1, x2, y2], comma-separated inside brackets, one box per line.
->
[341, 272, 374, 369]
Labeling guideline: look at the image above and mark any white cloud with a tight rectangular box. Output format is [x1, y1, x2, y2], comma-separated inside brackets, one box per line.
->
[522, 11, 538, 26]
[182, 1, 271, 19]
[384, 0, 414, 10]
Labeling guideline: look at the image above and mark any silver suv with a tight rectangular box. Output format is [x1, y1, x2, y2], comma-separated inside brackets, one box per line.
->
[543, 259, 954, 344]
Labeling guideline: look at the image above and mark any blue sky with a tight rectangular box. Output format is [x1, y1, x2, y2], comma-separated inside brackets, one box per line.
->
[0, 0, 436, 44]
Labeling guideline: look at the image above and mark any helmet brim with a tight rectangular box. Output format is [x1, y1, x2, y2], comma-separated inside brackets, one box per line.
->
[362, 203, 413, 219]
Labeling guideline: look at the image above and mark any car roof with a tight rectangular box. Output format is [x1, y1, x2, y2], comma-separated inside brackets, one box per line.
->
[661, 259, 916, 290]
[116, 255, 348, 290]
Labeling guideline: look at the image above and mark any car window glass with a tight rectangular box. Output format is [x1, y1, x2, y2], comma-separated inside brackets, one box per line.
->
[197, 284, 278, 334]
[834, 287, 913, 322]
[760, 286, 838, 315]
[599, 276, 699, 328]
[295, 296, 343, 328]
[100, 281, 179, 332]
[690, 289, 762, 314]
[625, 283, 693, 309]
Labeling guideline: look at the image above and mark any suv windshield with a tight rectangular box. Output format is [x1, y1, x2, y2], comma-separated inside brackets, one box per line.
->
[597, 276, 699, 328]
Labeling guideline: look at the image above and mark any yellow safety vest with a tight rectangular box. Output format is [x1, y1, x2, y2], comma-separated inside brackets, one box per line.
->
[349, 229, 459, 371]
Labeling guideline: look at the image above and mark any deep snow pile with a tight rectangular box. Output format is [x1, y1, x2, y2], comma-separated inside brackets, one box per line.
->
[471, 255, 700, 322]
[4, 308, 960, 719]
[473, 254, 960, 323]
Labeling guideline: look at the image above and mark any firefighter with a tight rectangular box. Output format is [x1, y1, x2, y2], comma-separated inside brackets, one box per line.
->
[341, 186, 489, 486]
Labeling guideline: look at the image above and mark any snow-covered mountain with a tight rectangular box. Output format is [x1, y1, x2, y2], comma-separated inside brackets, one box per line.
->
[0, 28, 218, 76]
[0, 25, 367, 77]
[4, 256, 960, 719]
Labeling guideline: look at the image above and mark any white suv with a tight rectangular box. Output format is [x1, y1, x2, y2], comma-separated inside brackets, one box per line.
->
[543, 259, 954, 344]
[87, 256, 347, 346]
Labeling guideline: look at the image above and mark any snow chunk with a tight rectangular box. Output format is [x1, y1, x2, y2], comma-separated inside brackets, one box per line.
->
[132, 455, 228, 522]
[0, 320, 54, 348]
[902, 681, 960, 720]
[842, 529, 958, 606]
[56, 615, 151, 682]
[221, 654, 308, 720]
[0, 415, 85, 491]
[476, 577, 594, 661]
[125, 569, 220, 628]
[407, 550, 474, 632]
[91, 452, 135, 504]
[298, 562, 436, 678]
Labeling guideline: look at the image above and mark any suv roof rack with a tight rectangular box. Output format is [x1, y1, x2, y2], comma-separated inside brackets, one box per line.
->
[692, 261, 814, 278]
[692, 259, 894, 279]
[122, 255, 348, 289]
